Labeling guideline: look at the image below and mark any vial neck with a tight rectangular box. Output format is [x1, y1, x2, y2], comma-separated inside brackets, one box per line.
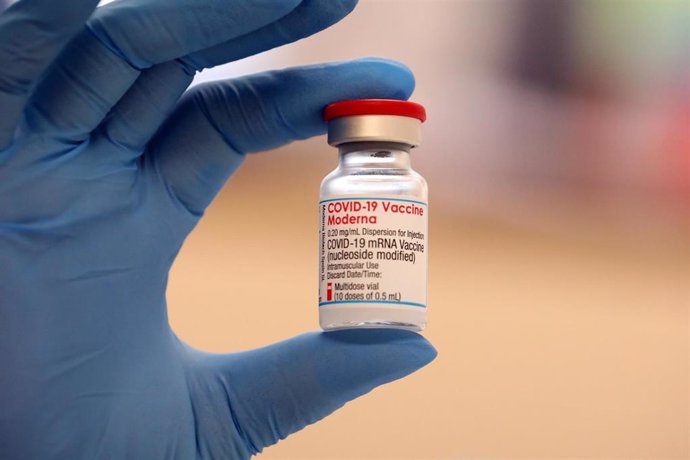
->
[337, 142, 412, 169]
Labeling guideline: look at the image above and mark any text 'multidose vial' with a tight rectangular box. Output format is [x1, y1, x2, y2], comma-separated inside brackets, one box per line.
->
[319, 99, 428, 331]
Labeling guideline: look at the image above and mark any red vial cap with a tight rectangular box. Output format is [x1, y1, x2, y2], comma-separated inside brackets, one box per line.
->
[324, 99, 427, 123]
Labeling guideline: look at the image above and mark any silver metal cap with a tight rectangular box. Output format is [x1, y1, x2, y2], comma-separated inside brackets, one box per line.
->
[327, 114, 422, 147]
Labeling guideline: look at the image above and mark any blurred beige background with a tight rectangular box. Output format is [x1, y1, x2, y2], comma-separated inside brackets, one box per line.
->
[164, 0, 689, 458]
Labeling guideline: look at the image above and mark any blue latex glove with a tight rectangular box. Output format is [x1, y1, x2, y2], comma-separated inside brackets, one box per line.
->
[0, 0, 436, 458]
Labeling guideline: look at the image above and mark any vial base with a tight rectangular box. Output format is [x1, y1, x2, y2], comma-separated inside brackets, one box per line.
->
[320, 305, 427, 332]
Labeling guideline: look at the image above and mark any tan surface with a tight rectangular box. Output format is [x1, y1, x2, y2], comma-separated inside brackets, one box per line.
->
[167, 146, 689, 459]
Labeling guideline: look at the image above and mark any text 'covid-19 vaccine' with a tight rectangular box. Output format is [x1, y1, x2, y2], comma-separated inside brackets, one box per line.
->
[319, 99, 428, 331]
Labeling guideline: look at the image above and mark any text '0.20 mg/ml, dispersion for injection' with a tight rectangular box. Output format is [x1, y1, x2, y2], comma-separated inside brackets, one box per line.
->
[318, 99, 428, 331]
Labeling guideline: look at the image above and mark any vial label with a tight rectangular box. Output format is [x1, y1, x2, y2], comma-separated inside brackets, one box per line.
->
[319, 195, 428, 309]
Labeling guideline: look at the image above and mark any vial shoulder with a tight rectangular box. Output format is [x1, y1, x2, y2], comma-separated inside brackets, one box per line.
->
[320, 167, 428, 200]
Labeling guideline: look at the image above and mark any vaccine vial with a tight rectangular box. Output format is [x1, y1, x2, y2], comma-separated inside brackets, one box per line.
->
[319, 99, 428, 331]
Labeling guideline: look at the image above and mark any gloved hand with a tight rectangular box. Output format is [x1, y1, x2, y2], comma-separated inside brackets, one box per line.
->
[0, 0, 436, 458]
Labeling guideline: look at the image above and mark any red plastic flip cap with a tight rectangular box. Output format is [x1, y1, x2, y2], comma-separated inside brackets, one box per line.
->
[324, 99, 427, 122]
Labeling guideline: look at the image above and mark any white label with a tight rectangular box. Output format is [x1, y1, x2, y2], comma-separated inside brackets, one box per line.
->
[319, 195, 428, 309]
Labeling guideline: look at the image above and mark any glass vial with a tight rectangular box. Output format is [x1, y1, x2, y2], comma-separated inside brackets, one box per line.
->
[319, 99, 428, 331]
